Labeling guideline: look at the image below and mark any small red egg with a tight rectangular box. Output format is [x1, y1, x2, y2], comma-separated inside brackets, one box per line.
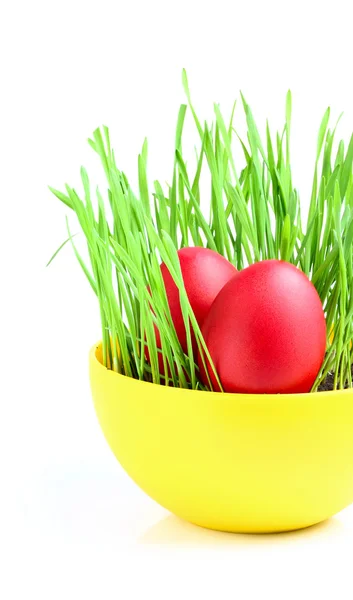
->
[198, 260, 326, 394]
[160, 247, 237, 354]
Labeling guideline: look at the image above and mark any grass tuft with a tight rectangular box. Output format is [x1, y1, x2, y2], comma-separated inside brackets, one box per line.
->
[49, 72, 353, 392]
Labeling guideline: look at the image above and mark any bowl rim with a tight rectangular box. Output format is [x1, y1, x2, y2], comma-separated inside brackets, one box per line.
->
[90, 342, 353, 400]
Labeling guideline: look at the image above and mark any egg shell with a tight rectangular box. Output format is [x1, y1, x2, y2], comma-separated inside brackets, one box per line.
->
[160, 247, 237, 353]
[198, 259, 326, 394]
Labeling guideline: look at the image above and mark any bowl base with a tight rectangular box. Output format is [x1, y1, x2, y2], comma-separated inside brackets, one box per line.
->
[183, 516, 328, 535]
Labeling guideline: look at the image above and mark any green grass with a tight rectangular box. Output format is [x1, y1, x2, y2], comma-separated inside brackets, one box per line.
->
[49, 70, 353, 392]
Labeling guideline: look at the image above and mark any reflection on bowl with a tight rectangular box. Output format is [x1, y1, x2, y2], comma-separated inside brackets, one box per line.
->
[89, 343, 353, 533]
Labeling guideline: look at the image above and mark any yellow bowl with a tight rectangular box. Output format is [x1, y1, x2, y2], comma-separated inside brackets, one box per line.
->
[89, 343, 353, 533]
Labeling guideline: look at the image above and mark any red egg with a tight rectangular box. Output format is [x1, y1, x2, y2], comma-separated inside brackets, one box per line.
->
[198, 260, 326, 394]
[159, 247, 237, 354]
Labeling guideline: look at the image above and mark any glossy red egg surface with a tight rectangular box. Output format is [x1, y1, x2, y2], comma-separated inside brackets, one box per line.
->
[160, 247, 237, 353]
[198, 260, 326, 394]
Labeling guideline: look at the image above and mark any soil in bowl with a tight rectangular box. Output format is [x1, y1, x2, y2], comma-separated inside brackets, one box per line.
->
[318, 366, 353, 392]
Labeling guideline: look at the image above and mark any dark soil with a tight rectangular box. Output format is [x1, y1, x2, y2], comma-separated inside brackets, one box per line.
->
[318, 367, 353, 392]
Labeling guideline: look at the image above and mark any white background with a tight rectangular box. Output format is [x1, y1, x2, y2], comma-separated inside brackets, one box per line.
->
[2, 1, 353, 598]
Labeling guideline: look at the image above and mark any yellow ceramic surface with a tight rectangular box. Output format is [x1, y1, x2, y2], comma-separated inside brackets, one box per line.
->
[89, 343, 353, 533]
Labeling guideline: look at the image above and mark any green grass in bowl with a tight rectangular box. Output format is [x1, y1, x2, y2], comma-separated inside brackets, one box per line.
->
[48, 70, 353, 392]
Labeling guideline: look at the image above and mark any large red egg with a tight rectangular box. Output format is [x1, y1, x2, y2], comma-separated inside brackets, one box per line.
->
[159, 247, 237, 354]
[198, 260, 326, 394]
